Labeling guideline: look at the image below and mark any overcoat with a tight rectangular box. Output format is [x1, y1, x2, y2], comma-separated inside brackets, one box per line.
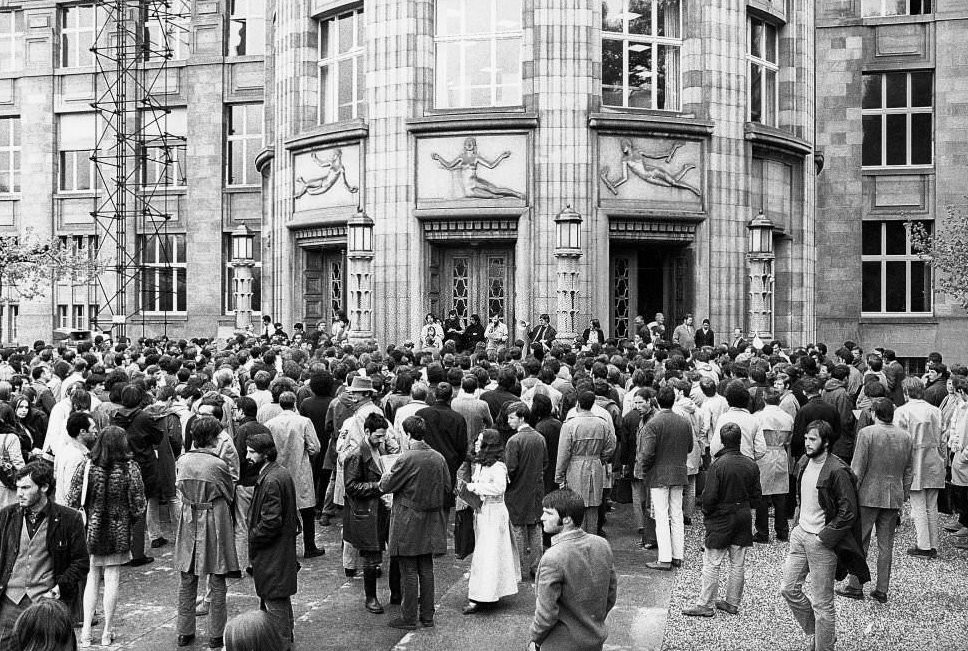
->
[555, 413, 614, 507]
[68, 459, 146, 556]
[755, 405, 795, 495]
[894, 398, 946, 490]
[248, 461, 299, 600]
[112, 406, 164, 499]
[174, 449, 239, 576]
[265, 410, 321, 510]
[701, 448, 762, 549]
[378, 441, 450, 557]
[343, 443, 389, 553]
[505, 426, 547, 525]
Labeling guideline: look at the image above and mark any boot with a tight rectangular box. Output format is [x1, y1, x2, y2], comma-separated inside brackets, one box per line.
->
[364, 567, 384, 614]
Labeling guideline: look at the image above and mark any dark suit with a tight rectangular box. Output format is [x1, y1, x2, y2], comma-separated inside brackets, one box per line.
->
[694, 327, 715, 348]
[791, 396, 841, 461]
[529, 324, 557, 350]
[415, 404, 467, 509]
[730, 337, 748, 351]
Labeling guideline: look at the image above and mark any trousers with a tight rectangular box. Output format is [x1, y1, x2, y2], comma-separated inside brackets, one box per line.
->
[651, 485, 684, 563]
[755, 493, 789, 538]
[511, 523, 543, 580]
[696, 545, 747, 607]
[397, 554, 434, 625]
[146, 494, 180, 542]
[261, 597, 294, 651]
[0, 595, 30, 650]
[910, 489, 939, 550]
[178, 572, 227, 638]
[847, 507, 898, 595]
[780, 525, 838, 651]
[233, 486, 254, 569]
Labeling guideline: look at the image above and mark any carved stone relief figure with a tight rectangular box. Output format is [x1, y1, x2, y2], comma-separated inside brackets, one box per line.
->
[430, 137, 525, 200]
[600, 139, 701, 197]
[294, 148, 359, 199]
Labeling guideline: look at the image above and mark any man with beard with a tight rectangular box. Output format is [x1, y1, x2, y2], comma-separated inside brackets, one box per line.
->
[245, 431, 299, 650]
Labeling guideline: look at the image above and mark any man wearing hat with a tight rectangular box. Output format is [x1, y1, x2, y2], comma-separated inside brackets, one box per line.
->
[245, 431, 299, 650]
[265, 391, 324, 558]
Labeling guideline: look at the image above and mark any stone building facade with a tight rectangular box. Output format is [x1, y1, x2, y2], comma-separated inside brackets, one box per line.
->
[816, 1, 968, 366]
[1, 0, 265, 344]
[262, 0, 818, 348]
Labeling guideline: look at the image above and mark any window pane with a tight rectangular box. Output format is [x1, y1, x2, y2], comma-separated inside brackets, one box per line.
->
[910, 261, 930, 311]
[750, 64, 762, 123]
[602, 38, 623, 106]
[911, 113, 932, 164]
[862, 115, 882, 166]
[862, 261, 881, 312]
[766, 24, 777, 63]
[885, 72, 907, 108]
[495, 37, 521, 105]
[627, 43, 653, 108]
[911, 72, 932, 107]
[338, 58, 353, 110]
[885, 261, 906, 311]
[231, 143, 244, 183]
[176, 268, 187, 311]
[174, 235, 186, 261]
[885, 114, 907, 165]
[495, 0, 522, 31]
[862, 221, 881, 255]
[750, 19, 762, 59]
[438, 2, 463, 36]
[862, 74, 882, 109]
[602, 0, 623, 32]
[159, 270, 174, 311]
[885, 220, 907, 254]
[338, 13, 354, 54]
[628, 0, 652, 36]
[141, 269, 156, 311]
[656, 0, 680, 38]
[436, 41, 462, 107]
[465, 39, 490, 106]
[657, 44, 677, 110]
[765, 68, 777, 125]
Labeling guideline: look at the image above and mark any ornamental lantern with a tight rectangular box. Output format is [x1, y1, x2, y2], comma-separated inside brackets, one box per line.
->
[747, 210, 774, 255]
[231, 222, 254, 262]
[347, 208, 373, 256]
[555, 204, 582, 255]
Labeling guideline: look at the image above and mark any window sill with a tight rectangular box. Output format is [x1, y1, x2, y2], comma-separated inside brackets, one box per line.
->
[859, 314, 936, 324]
[745, 122, 812, 156]
[135, 313, 189, 321]
[224, 55, 266, 64]
[862, 166, 934, 175]
[407, 111, 538, 134]
[588, 111, 713, 138]
[0, 194, 19, 201]
[55, 191, 97, 199]
[224, 185, 261, 193]
[286, 120, 369, 151]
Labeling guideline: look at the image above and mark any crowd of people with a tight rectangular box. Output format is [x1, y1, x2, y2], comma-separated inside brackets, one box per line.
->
[0, 308, 962, 651]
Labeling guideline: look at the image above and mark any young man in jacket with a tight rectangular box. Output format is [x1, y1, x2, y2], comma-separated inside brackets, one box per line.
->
[0, 461, 89, 649]
[781, 420, 869, 651]
[245, 431, 299, 651]
[682, 423, 761, 617]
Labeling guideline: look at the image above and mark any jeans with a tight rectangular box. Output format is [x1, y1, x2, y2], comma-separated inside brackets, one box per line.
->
[651, 485, 684, 563]
[755, 493, 789, 538]
[910, 489, 940, 550]
[146, 494, 180, 542]
[847, 507, 898, 595]
[234, 486, 253, 569]
[397, 554, 434, 624]
[261, 597, 294, 651]
[781, 525, 838, 651]
[511, 523, 543, 580]
[683, 474, 697, 519]
[178, 572, 227, 638]
[632, 480, 657, 544]
[696, 545, 747, 608]
[0, 595, 30, 649]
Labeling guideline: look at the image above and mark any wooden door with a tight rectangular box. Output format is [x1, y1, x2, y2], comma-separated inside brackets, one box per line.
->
[440, 248, 514, 326]
[303, 248, 345, 326]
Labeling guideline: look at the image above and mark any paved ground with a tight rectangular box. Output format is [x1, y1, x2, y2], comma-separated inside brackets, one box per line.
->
[96, 502, 673, 650]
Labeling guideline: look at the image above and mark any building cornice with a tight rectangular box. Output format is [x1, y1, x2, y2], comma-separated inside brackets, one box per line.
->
[588, 112, 714, 139]
[285, 120, 369, 152]
[744, 123, 812, 157]
[406, 112, 539, 134]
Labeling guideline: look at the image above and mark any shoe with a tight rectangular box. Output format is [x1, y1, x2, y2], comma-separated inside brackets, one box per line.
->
[128, 556, 154, 567]
[366, 597, 385, 614]
[305, 547, 326, 559]
[195, 601, 210, 616]
[177, 634, 196, 647]
[420, 619, 434, 628]
[671, 558, 683, 568]
[943, 521, 963, 532]
[951, 538, 968, 549]
[79, 634, 92, 649]
[776, 534, 789, 542]
[225, 570, 242, 579]
[209, 636, 224, 649]
[100, 630, 114, 646]
[150, 537, 168, 548]
[869, 590, 888, 603]
[345, 568, 357, 578]
[389, 594, 402, 605]
[646, 561, 672, 571]
[681, 604, 715, 617]
[753, 533, 769, 544]
[834, 586, 864, 600]
[715, 600, 738, 615]
[638, 541, 658, 550]
[907, 546, 938, 558]
[319, 515, 331, 527]
[387, 618, 418, 630]
[462, 602, 480, 615]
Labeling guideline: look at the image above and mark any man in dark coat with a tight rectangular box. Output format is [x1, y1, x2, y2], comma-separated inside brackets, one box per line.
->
[378, 415, 451, 631]
[682, 423, 761, 617]
[505, 402, 547, 581]
[694, 319, 715, 348]
[791, 377, 840, 462]
[415, 383, 467, 515]
[246, 431, 299, 650]
[781, 420, 869, 651]
[923, 363, 948, 408]
[882, 350, 907, 408]
[481, 368, 519, 424]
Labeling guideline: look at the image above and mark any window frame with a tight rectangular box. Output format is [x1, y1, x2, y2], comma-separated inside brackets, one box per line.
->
[228, 0, 266, 57]
[601, 0, 684, 112]
[433, 0, 524, 110]
[0, 116, 20, 194]
[144, 0, 191, 62]
[58, 150, 96, 192]
[747, 15, 779, 126]
[861, 70, 933, 169]
[0, 10, 24, 72]
[226, 103, 264, 187]
[861, 0, 931, 17]
[138, 233, 188, 315]
[317, 7, 366, 124]
[861, 220, 933, 316]
[59, 5, 99, 69]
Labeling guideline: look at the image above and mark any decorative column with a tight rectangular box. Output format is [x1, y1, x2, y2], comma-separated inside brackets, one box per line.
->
[346, 209, 374, 343]
[554, 205, 583, 343]
[231, 223, 256, 332]
[746, 211, 775, 342]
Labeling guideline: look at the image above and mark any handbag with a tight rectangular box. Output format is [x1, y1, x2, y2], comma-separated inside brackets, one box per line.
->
[454, 508, 475, 560]
[0, 435, 18, 490]
[79, 460, 92, 526]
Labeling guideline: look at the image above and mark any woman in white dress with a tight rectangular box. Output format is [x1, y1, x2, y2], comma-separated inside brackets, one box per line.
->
[463, 428, 519, 614]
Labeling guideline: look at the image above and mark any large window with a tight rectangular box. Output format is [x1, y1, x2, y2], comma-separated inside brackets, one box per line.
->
[318, 8, 365, 124]
[145, 0, 191, 61]
[434, 0, 522, 109]
[59, 5, 98, 68]
[223, 233, 262, 314]
[862, 0, 931, 16]
[862, 220, 932, 314]
[142, 108, 187, 187]
[0, 117, 20, 194]
[601, 0, 681, 111]
[58, 114, 97, 192]
[748, 16, 778, 126]
[138, 234, 187, 313]
[226, 104, 263, 186]
[228, 0, 265, 56]
[862, 71, 932, 167]
[0, 11, 24, 72]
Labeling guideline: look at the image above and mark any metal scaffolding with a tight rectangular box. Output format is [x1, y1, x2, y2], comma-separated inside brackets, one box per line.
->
[90, 0, 189, 339]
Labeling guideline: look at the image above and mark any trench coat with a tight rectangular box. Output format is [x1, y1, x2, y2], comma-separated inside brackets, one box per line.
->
[555, 413, 615, 508]
[378, 441, 451, 557]
[894, 398, 946, 490]
[248, 461, 298, 600]
[755, 405, 794, 495]
[174, 449, 240, 576]
[505, 426, 547, 526]
[343, 443, 389, 553]
[265, 410, 321, 510]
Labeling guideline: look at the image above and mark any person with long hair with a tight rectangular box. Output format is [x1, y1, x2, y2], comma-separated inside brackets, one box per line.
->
[11, 599, 77, 651]
[68, 425, 147, 647]
[224, 610, 284, 651]
[462, 428, 519, 614]
[11, 392, 47, 455]
[0, 411, 24, 510]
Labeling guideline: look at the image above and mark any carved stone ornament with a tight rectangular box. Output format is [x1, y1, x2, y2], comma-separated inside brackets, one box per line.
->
[600, 139, 701, 198]
[430, 137, 525, 200]
[294, 148, 359, 200]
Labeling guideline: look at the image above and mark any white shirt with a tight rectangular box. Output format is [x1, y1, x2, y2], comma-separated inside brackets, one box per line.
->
[54, 440, 88, 506]
[798, 457, 826, 534]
